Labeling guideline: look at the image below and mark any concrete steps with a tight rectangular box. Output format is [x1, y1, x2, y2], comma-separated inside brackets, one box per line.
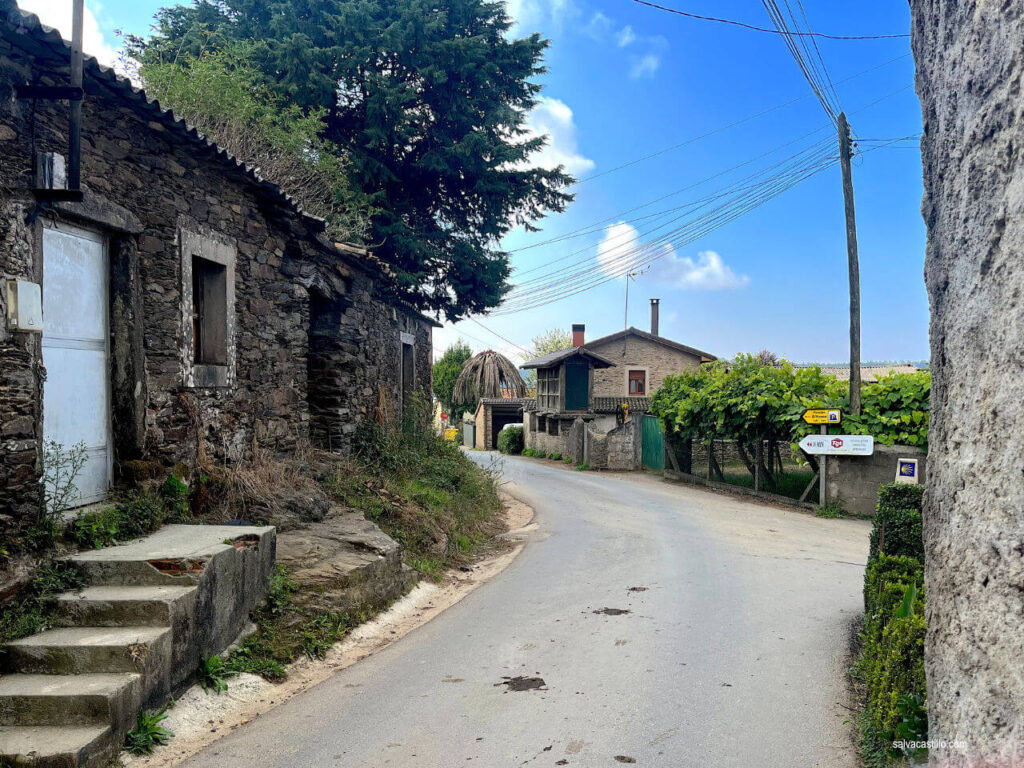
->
[0, 524, 275, 768]
[56, 585, 197, 627]
[0, 672, 141, 726]
[4, 626, 171, 676]
[0, 725, 111, 768]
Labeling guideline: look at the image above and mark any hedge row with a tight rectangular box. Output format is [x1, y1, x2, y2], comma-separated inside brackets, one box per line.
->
[859, 483, 927, 763]
[497, 426, 524, 455]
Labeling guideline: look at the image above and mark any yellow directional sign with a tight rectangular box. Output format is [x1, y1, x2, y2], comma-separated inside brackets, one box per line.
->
[802, 408, 842, 425]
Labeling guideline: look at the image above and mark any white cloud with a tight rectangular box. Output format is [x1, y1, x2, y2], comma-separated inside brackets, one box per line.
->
[505, 0, 579, 36]
[597, 223, 749, 290]
[584, 11, 613, 40]
[630, 52, 662, 79]
[659, 249, 750, 290]
[616, 25, 637, 47]
[597, 222, 642, 279]
[521, 97, 594, 176]
[17, 0, 119, 67]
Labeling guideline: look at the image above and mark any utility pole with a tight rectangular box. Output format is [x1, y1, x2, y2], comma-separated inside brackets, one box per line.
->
[837, 112, 861, 416]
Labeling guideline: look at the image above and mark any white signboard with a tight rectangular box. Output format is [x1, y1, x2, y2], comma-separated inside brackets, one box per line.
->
[799, 434, 874, 456]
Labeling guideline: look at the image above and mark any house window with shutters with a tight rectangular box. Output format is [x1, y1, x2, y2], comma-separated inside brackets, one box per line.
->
[628, 369, 646, 396]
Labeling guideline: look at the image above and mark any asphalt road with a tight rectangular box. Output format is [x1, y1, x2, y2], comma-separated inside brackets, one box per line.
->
[180, 454, 871, 768]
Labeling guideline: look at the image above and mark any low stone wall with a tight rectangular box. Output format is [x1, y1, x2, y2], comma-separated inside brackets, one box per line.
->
[825, 444, 927, 516]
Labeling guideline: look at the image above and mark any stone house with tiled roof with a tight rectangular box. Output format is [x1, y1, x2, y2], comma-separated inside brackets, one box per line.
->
[518, 301, 715, 469]
[0, 2, 437, 524]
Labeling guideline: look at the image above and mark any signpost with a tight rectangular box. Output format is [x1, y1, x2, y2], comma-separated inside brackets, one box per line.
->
[802, 408, 842, 425]
[799, 434, 875, 456]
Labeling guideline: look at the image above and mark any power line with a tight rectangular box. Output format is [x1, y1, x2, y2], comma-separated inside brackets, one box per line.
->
[509, 82, 915, 284]
[468, 318, 530, 355]
[493, 143, 837, 314]
[631, 0, 909, 40]
[512, 55, 911, 256]
[494, 131, 915, 314]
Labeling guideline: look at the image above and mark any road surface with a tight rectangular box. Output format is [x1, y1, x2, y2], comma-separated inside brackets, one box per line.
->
[180, 454, 871, 767]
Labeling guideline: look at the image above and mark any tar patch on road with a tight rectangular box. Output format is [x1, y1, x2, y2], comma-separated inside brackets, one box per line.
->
[614, 756, 637, 763]
[627, 586, 648, 592]
[593, 608, 631, 615]
[495, 675, 547, 692]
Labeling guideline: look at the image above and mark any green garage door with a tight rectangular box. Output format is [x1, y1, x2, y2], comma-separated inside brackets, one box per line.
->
[642, 415, 664, 470]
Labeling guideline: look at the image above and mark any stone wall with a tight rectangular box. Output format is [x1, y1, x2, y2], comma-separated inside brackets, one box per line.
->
[586, 333, 702, 398]
[824, 445, 927, 517]
[911, 1, 1024, 763]
[0, 26, 433, 523]
[605, 419, 641, 470]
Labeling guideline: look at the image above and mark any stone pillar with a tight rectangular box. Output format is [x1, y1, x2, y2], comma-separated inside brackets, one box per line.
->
[110, 234, 147, 464]
[911, 2, 1024, 764]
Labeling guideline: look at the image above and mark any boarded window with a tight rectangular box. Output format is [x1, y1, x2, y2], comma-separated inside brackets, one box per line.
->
[564, 360, 589, 410]
[191, 255, 228, 365]
[628, 370, 646, 395]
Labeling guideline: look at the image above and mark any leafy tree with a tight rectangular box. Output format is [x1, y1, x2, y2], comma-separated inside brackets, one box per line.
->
[651, 356, 932, 489]
[129, 0, 575, 320]
[521, 327, 572, 387]
[433, 341, 475, 419]
[135, 41, 370, 242]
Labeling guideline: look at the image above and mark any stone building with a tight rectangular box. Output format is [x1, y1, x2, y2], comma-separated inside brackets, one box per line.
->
[0, 4, 436, 525]
[520, 306, 714, 469]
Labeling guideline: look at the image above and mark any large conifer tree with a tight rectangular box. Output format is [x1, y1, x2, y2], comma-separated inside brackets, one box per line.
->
[133, 0, 574, 320]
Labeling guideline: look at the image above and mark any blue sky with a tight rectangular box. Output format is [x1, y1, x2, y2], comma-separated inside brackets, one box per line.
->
[20, 0, 927, 366]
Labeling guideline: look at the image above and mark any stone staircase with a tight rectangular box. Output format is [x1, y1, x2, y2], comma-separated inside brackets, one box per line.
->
[0, 525, 275, 768]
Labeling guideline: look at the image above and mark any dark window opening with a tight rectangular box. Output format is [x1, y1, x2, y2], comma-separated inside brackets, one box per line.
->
[547, 418, 559, 436]
[537, 415, 547, 432]
[192, 255, 227, 365]
[401, 341, 415, 405]
[629, 370, 646, 395]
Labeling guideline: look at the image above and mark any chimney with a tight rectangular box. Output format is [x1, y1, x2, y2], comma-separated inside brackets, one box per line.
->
[650, 298, 660, 336]
[572, 323, 585, 347]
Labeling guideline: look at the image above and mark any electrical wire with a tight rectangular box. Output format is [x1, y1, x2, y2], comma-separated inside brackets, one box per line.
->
[630, 0, 910, 40]
[492, 143, 837, 314]
[488, 139, 913, 316]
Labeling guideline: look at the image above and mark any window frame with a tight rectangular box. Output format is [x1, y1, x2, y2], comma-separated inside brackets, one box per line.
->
[628, 369, 647, 396]
[180, 226, 236, 388]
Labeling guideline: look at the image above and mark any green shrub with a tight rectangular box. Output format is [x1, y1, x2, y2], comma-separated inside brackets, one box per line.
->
[815, 501, 845, 519]
[534, 451, 548, 459]
[869, 483, 925, 562]
[497, 426, 524, 455]
[159, 474, 190, 519]
[867, 610, 927, 744]
[548, 452, 562, 461]
[68, 494, 165, 549]
[522, 448, 534, 457]
[864, 554, 923, 618]
[125, 709, 174, 754]
[858, 551, 928, 763]
[197, 655, 236, 694]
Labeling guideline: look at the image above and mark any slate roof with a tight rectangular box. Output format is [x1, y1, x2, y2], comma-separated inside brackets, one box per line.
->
[520, 346, 615, 369]
[1, 1, 314, 220]
[591, 396, 652, 414]
[584, 327, 717, 362]
[1, 2, 443, 331]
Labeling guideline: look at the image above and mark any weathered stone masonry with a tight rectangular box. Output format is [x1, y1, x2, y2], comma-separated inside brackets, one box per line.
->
[0, 5, 435, 524]
[912, 1, 1024, 764]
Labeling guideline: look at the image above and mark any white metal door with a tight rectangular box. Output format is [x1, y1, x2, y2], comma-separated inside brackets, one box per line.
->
[42, 223, 111, 507]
